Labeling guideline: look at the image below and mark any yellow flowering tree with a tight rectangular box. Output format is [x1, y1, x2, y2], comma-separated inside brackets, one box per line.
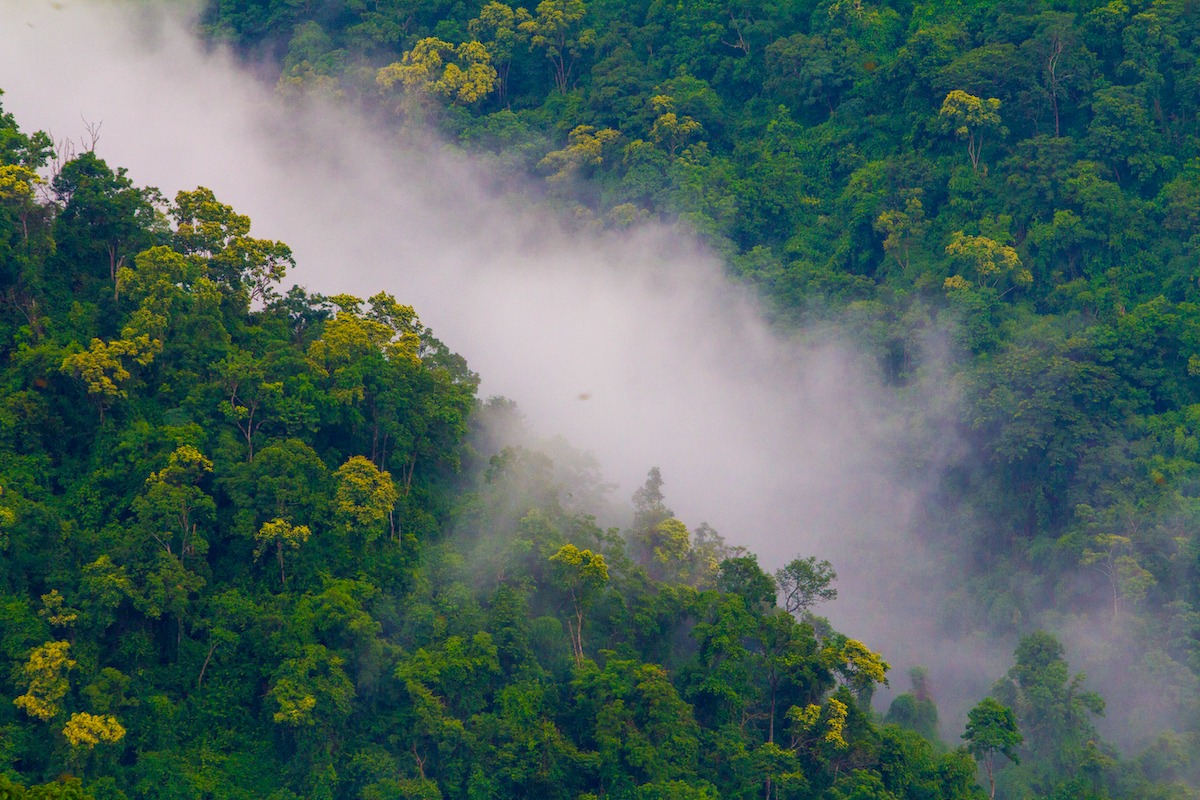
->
[13, 641, 75, 721]
[62, 712, 126, 749]
[377, 38, 497, 106]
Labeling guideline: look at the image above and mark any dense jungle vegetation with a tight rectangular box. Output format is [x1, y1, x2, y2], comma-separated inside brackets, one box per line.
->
[4, 0, 1200, 796]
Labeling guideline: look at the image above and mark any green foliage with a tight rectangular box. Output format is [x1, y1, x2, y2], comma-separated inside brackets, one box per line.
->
[12, 0, 1200, 793]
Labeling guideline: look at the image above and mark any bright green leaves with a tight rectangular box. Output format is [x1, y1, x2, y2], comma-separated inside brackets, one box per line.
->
[0, 485, 13, 552]
[169, 187, 293, 304]
[396, 632, 501, 719]
[575, 658, 701, 788]
[217, 347, 284, 461]
[549, 543, 609, 583]
[468, 2, 532, 103]
[647, 518, 690, 568]
[172, 187, 250, 257]
[963, 697, 1022, 799]
[217, 236, 294, 305]
[307, 292, 422, 402]
[873, 193, 928, 272]
[38, 590, 79, 631]
[61, 247, 183, 407]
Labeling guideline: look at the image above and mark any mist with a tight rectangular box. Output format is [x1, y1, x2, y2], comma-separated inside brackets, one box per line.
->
[0, 0, 1076, 742]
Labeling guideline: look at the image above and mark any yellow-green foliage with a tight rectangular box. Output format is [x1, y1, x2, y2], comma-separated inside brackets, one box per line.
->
[272, 687, 318, 726]
[39, 590, 78, 629]
[172, 187, 251, 255]
[939, 89, 1004, 169]
[307, 293, 422, 403]
[823, 698, 849, 748]
[62, 712, 126, 748]
[13, 641, 75, 721]
[786, 699, 848, 750]
[377, 38, 497, 105]
[254, 518, 312, 560]
[650, 518, 691, 566]
[334, 456, 398, 540]
[650, 95, 704, 157]
[539, 125, 620, 182]
[945, 232, 1031, 290]
[60, 335, 161, 402]
[0, 164, 39, 202]
[549, 543, 609, 584]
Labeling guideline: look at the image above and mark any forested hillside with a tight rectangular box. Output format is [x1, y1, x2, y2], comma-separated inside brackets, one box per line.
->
[0, 85, 1001, 800]
[2, 0, 1200, 797]
[199, 0, 1200, 785]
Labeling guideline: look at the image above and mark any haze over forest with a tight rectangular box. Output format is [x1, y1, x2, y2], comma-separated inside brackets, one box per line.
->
[1, 1, 1200, 799]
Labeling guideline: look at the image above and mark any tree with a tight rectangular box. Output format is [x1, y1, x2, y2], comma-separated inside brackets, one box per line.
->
[632, 466, 671, 531]
[50, 151, 161, 290]
[822, 635, 889, 707]
[217, 348, 282, 461]
[874, 193, 928, 272]
[962, 697, 1021, 800]
[1079, 532, 1156, 620]
[548, 542, 608, 665]
[775, 556, 837, 615]
[519, 0, 594, 92]
[468, 3, 532, 105]
[254, 517, 312, 586]
[377, 38, 498, 106]
[269, 643, 356, 758]
[884, 667, 940, 743]
[716, 555, 776, 610]
[992, 631, 1105, 780]
[13, 641, 74, 721]
[756, 610, 826, 744]
[334, 455, 399, 544]
[171, 186, 249, 256]
[133, 445, 215, 559]
[62, 712, 126, 749]
[944, 231, 1031, 293]
[59, 334, 161, 420]
[538, 125, 620, 183]
[764, 33, 851, 115]
[939, 90, 1004, 170]
[649, 95, 704, 159]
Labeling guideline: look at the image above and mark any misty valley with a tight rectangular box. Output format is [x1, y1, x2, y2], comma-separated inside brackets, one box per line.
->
[2, 0, 1200, 799]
